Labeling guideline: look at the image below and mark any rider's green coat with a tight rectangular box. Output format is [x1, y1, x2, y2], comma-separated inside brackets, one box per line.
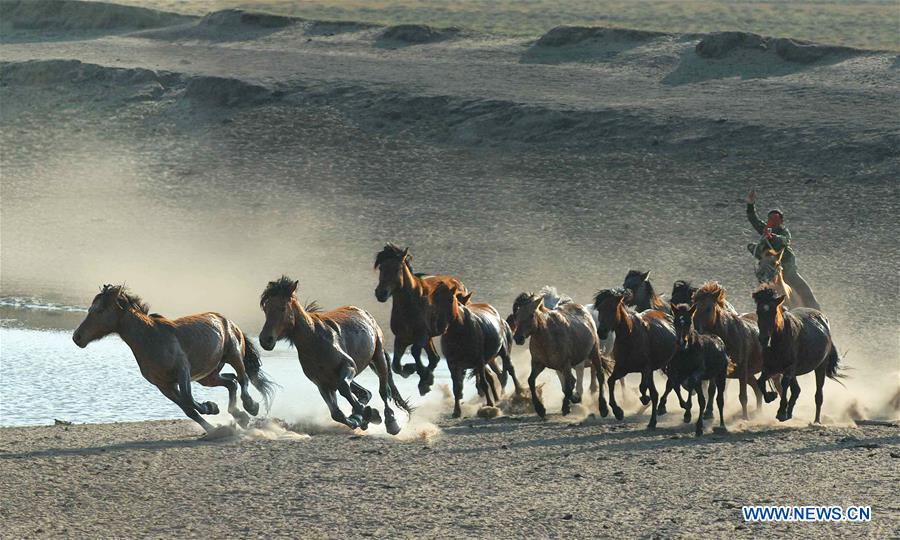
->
[747, 203, 796, 271]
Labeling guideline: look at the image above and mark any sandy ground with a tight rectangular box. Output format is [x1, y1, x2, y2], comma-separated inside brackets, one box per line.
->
[0, 414, 898, 538]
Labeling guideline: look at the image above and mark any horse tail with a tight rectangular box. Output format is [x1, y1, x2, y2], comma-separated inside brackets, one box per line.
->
[825, 345, 844, 381]
[244, 340, 277, 410]
[384, 350, 413, 414]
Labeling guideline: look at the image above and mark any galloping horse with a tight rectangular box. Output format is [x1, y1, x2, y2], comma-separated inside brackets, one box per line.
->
[593, 288, 676, 429]
[374, 243, 468, 395]
[667, 303, 730, 435]
[623, 270, 671, 314]
[752, 286, 842, 423]
[73, 285, 275, 432]
[432, 286, 521, 417]
[691, 282, 764, 419]
[756, 249, 803, 309]
[259, 276, 410, 435]
[511, 292, 610, 418]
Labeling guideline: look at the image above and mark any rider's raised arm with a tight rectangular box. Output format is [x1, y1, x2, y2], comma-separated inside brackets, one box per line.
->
[746, 203, 766, 234]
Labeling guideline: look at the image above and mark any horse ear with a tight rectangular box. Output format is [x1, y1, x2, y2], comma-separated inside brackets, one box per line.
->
[689, 304, 697, 316]
[642, 271, 651, 281]
[533, 297, 545, 311]
[289, 280, 299, 295]
[460, 291, 473, 305]
[402, 247, 409, 259]
[669, 302, 677, 313]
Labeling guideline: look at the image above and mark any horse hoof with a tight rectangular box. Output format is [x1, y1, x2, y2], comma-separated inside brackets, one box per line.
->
[398, 364, 417, 378]
[713, 426, 728, 434]
[418, 383, 432, 396]
[535, 407, 547, 419]
[599, 404, 609, 418]
[385, 417, 402, 436]
[647, 422, 657, 430]
[452, 410, 461, 419]
[695, 428, 703, 437]
[776, 412, 788, 422]
[571, 394, 582, 405]
[244, 400, 260, 416]
[202, 402, 219, 415]
[763, 391, 778, 403]
[613, 407, 624, 421]
[365, 407, 382, 425]
[233, 411, 251, 428]
[639, 396, 651, 406]
[657, 404, 667, 415]
[561, 405, 571, 416]
[703, 411, 714, 420]
[683, 413, 692, 424]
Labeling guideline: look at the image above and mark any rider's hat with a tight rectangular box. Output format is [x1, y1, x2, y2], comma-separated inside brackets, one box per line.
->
[767, 208, 784, 218]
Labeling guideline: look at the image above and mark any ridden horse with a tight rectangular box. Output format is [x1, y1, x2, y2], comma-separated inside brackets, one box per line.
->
[432, 286, 521, 417]
[73, 285, 275, 432]
[511, 293, 611, 418]
[374, 243, 468, 395]
[756, 249, 803, 309]
[752, 286, 842, 423]
[691, 282, 764, 419]
[667, 303, 730, 436]
[593, 288, 676, 429]
[259, 276, 410, 435]
[623, 270, 671, 314]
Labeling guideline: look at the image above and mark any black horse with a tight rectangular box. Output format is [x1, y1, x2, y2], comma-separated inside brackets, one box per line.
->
[752, 286, 842, 423]
[666, 303, 730, 436]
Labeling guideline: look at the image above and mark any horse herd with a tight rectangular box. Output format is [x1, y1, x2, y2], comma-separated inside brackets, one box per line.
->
[71, 243, 842, 437]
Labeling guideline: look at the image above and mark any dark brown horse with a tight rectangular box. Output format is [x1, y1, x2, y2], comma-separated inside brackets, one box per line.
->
[432, 286, 521, 417]
[593, 288, 676, 429]
[374, 243, 468, 395]
[259, 277, 410, 434]
[73, 285, 275, 432]
[667, 303, 730, 436]
[752, 286, 842, 423]
[623, 270, 670, 314]
[511, 292, 611, 418]
[691, 282, 764, 419]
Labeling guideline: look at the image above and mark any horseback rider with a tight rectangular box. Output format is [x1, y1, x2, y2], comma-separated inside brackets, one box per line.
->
[745, 189, 821, 309]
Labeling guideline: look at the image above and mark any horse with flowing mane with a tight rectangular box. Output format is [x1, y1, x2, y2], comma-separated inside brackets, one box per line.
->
[593, 288, 677, 429]
[73, 285, 275, 432]
[374, 243, 468, 395]
[752, 285, 842, 423]
[259, 276, 410, 434]
[691, 282, 764, 419]
[510, 291, 611, 418]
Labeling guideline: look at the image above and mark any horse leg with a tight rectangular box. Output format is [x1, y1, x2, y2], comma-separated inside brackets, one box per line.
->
[450, 366, 465, 418]
[776, 375, 791, 422]
[786, 376, 801, 420]
[424, 338, 442, 374]
[694, 380, 706, 437]
[647, 374, 659, 430]
[198, 371, 249, 428]
[658, 375, 674, 416]
[589, 348, 609, 417]
[499, 346, 524, 395]
[335, 362, 368, 429]
[175, 364, 219, 417]
[607, 371, 625, 421]
[372, 352, 399, 434]
[487, 358, 506, 392]
[528, 362, 547, 419]
[225, 349, 259, 416]
[639, 370, 652, 406]
[480, 365, 498, 408]
[682, 384, 693, 424]
[561, 369, 576, 416]
[319, 387, 355, 429]
[813, 366, 826, 424]
[704, 378, 716, 419]
[350, 382, 373, 406]
[392, 341, 416, 378]
[159, 383, 214, 432]
[411, 340, 434, 396]
[716, 374, 727, 431]
[572, 362, 584, 404]
[589, 363, 598, 394]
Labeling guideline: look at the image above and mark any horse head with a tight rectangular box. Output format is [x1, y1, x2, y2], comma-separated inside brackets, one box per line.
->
[670, 302, 696, 350]
[755, 249, 784, 284]
[511, 293, 544, 345]
[752, 285, 786, 349]
[259, 275, 299, 350]
[430, 284, 470, 334]
[73, 284, 148, 348]
[692, 281, 727, 333]
[592, 288, 628, 339]
[373, 243, 411, 302]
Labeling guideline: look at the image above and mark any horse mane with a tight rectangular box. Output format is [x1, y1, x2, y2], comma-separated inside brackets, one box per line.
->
[593, 287, 626, 308]
[693, 281, 727, 307]
[512, 292, 538, 313]
[260, 275, 297, 307]
[303, 300, 322, 313]
[670, 280, 696, 304]
[99, 284, 149, 314]
[374, 242, 414, 272]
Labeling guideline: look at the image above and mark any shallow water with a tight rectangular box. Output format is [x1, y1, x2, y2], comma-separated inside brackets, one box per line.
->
[0, 325, 459, 427]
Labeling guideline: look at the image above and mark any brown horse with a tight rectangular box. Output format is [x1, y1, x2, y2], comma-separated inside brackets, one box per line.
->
[511, 292, 611, 418]
[593, 288, 676, 429]
[756, 249, 802, 309]
[73, 285, 275, 432]
[374, 243, 468, 395]
[259, 276, 410, 435]
[691, 282, 764, 419]
[432, 286, 521, 417]
[752, 286, 842, 423]
[623, 270, 670, 314]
